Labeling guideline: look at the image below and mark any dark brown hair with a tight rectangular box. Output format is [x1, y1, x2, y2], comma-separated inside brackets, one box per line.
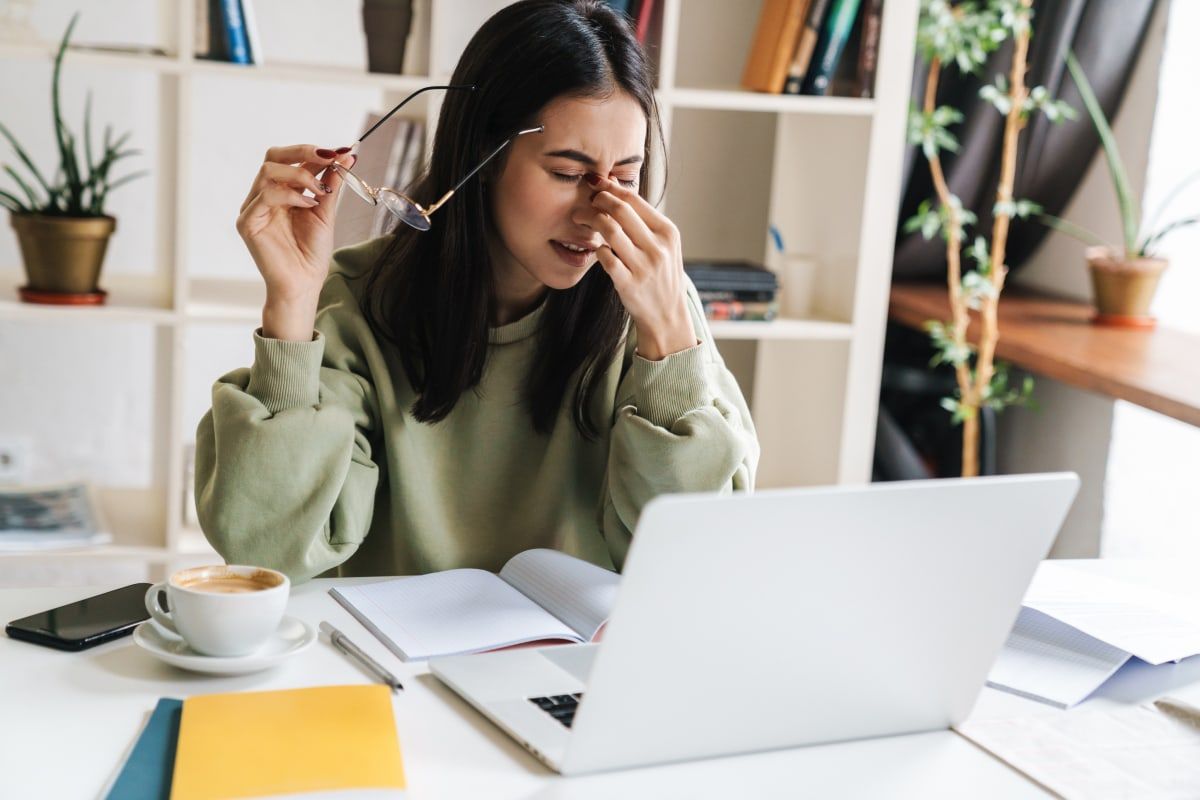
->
[362, 0, 666, 438]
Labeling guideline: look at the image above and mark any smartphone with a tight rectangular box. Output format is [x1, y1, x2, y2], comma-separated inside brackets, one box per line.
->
[5, 582, 153, 651]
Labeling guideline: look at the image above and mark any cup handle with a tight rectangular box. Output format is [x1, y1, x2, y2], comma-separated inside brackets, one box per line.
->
[145, 582, 179, 636]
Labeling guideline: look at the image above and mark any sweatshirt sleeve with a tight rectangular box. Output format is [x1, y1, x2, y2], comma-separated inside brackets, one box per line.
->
[194, 270, 382, 584]
[600, 279, 760, 569]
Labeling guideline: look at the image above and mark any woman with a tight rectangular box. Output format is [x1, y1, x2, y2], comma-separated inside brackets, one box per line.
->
[195, 0, 758, 582]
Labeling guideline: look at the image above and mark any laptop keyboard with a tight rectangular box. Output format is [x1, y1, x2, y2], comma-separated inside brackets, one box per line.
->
[529, 693, 583, 728]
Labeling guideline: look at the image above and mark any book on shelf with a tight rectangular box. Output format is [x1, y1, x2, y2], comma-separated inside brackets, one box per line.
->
[741, 0, 812, 94]
[330, 548, 620, 661]
[685, 259, 779, 293]
[703, 299, 780, 322]
[195, 0, 257, 63]
[201, 0, 252, 64]
[0, 481, 111, 551]
[781, 0, 831, 94]
[798, 0, 864, 96]
[635, 0, 657, 44]
[698, 288, 778, 303]
[240, 0, 262, 65]
[855, 0, 883, 98]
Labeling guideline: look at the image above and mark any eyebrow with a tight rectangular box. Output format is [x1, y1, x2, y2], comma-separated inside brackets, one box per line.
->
[544, 149, 643, 167]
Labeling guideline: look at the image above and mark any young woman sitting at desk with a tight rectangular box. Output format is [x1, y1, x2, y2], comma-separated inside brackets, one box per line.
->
[195, 0, 758, 582]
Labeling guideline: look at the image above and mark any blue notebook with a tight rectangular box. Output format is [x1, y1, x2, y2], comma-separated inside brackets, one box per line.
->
[104, 698, 182, 800]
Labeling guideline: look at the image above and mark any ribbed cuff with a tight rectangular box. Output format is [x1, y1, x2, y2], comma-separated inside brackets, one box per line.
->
[246, 329, 325, 413]
[629, 343, 711, 428]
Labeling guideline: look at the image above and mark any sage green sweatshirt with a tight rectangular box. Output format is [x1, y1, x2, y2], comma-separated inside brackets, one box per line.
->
[195, 235, 758, 583]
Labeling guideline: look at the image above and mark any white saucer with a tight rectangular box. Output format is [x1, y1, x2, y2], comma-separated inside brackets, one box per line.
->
[132, 615, 316, 676]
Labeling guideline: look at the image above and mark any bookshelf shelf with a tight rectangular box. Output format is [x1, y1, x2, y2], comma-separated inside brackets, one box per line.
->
[709, 318, 853, 341]
[185, 59, 438, 91]
[0, 273, 175, 324]
[665, 88, 876, 116]
[0, 0, 918, 574]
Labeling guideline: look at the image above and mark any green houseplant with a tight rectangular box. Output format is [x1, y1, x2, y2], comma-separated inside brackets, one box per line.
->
[1035, 51, 1199, 327]
[0, 12, 147, 301]
[904, 0, 1074, 477]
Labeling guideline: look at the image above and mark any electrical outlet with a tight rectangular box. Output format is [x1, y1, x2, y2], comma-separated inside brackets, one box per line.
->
[0, 436, 32, 484]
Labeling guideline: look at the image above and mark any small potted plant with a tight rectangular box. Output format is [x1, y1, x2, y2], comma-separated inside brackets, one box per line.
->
[0, 12, 147, 304]
[1037, 52, 1199, 328]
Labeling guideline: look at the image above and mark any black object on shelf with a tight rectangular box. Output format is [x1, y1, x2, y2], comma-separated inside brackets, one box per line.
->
[363, 0, 413, 75]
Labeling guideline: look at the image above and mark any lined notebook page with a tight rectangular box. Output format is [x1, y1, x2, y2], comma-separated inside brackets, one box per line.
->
[1024, 561, 1200, 665]
[331, 569, 582, 661]
[499, 549, 620, 640]
[987, 607, 1131, 708]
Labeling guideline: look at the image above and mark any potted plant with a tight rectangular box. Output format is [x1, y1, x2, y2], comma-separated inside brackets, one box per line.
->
[0, 12, 147, 304]
[1036, 51, 1199, 328]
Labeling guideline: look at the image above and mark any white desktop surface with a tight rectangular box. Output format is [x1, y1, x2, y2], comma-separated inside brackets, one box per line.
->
[3, 559, 1199, 799]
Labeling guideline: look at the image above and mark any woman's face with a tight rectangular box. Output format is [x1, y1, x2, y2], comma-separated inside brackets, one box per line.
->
[487, 90, 648, 296]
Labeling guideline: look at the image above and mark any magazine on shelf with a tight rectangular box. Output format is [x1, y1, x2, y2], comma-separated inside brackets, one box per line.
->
[0, 482, 111, 550]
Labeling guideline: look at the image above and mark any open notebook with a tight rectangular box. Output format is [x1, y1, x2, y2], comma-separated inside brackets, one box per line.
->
[330, 549, 620, 661]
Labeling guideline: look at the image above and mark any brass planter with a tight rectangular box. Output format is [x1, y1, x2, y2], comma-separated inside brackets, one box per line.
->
[1085, 245, 1166, 328]
[11, 213, 117, 295]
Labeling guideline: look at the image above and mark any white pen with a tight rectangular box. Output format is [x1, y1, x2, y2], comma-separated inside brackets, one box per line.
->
[320, 621, 404, 692]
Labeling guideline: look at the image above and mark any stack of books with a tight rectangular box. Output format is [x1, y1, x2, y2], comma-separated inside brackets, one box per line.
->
[741, 0, 883, 98]
[195, 0, 261, 65]
[685, 260, 780, 322]
[102, 686, 406, 799]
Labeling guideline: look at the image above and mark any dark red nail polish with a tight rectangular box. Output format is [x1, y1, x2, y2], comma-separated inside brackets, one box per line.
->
[335, 146, 352, 154]
[315, 148, 336, 159]
[585, 172, 603, 187]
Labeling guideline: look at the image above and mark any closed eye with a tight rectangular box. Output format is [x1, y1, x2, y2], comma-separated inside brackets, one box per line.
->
[552, 172, 638, 189]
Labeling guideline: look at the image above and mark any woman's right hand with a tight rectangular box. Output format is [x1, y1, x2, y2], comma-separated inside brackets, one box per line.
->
[236, 145, 355, 341]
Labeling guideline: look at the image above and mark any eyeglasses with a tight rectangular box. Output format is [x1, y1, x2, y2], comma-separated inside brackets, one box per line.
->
[331, 84, 544, 231]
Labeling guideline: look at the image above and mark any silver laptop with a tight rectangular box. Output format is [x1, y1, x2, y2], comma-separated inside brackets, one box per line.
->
[429, 472, 1080, 775]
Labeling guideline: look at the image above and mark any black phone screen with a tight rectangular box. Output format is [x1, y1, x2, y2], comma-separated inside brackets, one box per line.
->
[5, 582, 153, 650]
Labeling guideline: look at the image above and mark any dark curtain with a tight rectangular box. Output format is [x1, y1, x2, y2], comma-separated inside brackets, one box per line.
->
[893, 0, 1161, 279]
[876, 0, 1162, 480]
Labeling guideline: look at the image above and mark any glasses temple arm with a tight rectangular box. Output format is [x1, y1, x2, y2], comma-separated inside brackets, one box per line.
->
[426, 126, 544, 215]
[356, 84, 475, 145]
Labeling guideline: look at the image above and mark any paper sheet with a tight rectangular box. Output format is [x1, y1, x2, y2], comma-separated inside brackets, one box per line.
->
[988, 607, 1131, 708]
[955, 700, 1200, 799]
[1024, 562, 1200, 666]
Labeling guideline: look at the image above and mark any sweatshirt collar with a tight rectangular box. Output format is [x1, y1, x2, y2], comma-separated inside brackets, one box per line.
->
[488, 300, 544, 344]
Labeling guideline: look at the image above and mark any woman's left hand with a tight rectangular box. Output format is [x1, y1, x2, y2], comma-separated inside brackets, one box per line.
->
[585, 173, 697, 361]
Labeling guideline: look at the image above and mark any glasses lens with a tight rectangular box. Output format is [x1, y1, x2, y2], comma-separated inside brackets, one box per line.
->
[379, 190, 432, 231]
[334, 164, 377, 206]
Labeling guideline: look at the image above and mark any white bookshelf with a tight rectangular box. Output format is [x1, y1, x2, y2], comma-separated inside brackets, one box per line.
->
[0, 0, 918, 573]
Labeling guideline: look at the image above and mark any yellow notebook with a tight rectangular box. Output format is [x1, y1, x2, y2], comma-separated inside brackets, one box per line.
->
[170, 685, 405, 800]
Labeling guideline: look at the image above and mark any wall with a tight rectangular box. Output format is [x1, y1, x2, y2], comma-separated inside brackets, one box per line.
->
[997, 0, 1169, 556]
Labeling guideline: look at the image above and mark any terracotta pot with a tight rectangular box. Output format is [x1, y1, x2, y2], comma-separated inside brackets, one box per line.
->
[1085, 245, 1166, 328]
[10, 213, 116, 295]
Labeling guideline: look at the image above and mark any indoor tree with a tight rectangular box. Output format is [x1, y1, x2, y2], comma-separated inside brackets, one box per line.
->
[904, 0, 1074, 476]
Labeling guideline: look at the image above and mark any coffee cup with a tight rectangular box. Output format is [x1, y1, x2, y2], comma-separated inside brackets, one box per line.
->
[144, 565, 290, 657]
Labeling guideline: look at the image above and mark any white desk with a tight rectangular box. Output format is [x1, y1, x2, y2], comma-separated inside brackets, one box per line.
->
[3, 560, 1199, 799]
